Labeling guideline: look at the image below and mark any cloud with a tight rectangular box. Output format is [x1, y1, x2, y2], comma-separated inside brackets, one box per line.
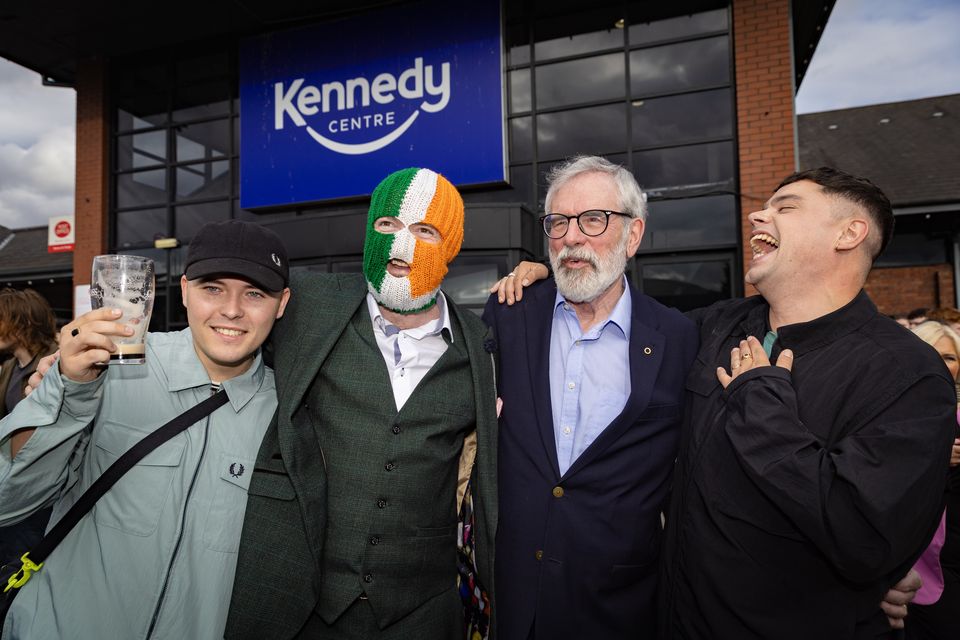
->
[0, 126, 75, 228]
[797, 0, 960, 113]
[0, 59, 75, 229]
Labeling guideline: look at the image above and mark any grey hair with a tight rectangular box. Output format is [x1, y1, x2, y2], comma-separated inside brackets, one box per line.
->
[544, 155, 648, 221]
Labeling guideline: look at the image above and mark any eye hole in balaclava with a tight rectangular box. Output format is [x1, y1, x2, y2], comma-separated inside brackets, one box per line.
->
[362, 168, 464, 313]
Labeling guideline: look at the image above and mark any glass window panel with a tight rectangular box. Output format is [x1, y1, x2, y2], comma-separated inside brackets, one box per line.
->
[536, 53, 625, 109]
[535, 25, 623, 61]
[116, 207, 168, 248]
[628, 8, 728, 45]
[116, 93, 168, 132]
[118, 247, 172, 277]
[175, 161, 230, 199]
[173, 81, 231, 122]
[465, 165, 534, 211]
[117, 130, 167, 171]
[537, 104, 626, 162]
[875, 233, 948, 267]
[639, 194, 737, 251]
[175, 119, 230, 162]
[509, 117, 533, 163]
[506, 21, 531, 65]
[631, 89, 732, 147]
[638, 258, 732, 312]
[633, 141, 734, 195]
[117, 169, 168, 208]
[630, 36, 730, 96]
[509, 45, 531, 66]
[510, 69, 532, 113]
[444, 261, 501, 306]
[175, 201, 231, 242]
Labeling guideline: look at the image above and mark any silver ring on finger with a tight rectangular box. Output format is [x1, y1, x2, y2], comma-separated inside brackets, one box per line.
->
[507, 272, 516, 277]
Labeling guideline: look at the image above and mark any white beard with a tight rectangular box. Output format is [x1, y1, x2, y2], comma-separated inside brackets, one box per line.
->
[550, 233, 629, 303]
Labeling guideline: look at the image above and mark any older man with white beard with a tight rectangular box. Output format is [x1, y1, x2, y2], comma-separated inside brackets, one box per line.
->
[482, 155, 698, 639]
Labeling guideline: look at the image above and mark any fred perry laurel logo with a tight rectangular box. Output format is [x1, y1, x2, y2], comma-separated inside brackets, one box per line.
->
[229, 462, 245, 478]
[271, 253, 282, 267]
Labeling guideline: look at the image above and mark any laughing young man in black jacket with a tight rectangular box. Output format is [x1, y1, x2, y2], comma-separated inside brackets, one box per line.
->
[658, 168, 956, 639]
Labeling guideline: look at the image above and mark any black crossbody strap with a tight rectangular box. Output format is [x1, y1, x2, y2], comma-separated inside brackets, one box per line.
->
[4, 390, 229, 592]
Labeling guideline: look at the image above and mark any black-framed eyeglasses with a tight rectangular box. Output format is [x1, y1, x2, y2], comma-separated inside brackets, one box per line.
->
[539, 210, 632, 239]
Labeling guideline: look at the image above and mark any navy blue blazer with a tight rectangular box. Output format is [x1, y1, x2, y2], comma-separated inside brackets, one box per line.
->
[483, 278, 697, 640]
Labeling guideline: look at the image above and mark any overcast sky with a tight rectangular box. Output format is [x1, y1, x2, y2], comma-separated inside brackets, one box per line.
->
[0, 0, 958, 230]
[795, 0, 960, 113]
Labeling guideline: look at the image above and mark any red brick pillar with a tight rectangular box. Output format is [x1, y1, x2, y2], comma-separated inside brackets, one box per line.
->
[73, 57, 110, 296]
[732, 0, 797, 295]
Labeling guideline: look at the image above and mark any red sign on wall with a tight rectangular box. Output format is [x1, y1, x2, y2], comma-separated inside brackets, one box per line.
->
[48, 215, 75, 253]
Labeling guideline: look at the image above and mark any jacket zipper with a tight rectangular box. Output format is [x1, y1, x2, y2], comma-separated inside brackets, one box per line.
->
[145, 418, 210, 639]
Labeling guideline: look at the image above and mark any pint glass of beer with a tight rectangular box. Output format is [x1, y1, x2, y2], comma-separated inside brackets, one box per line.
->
[90, 255, 155, 364]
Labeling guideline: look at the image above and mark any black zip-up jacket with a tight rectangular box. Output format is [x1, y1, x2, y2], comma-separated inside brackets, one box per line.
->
[661, 290, 956, 639]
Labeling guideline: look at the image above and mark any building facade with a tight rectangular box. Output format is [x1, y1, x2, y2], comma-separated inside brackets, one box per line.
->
[1, 0, 832, 328]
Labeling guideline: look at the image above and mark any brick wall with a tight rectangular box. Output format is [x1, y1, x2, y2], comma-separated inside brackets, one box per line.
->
[865, 264, 957, 316]
[73, 57, 110, 295]
[732, 0, 797, 296]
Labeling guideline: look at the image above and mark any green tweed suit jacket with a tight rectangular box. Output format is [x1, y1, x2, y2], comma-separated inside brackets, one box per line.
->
[224, 272, 498, 639]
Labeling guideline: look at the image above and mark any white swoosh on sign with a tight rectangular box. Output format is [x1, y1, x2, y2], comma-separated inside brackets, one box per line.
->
[305, 110, 420, 155]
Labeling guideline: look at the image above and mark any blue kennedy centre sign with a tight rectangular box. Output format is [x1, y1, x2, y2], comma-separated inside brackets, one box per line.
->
[239, 0, 505, 208]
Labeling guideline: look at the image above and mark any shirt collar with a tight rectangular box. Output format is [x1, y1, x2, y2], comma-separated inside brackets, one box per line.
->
[740, 289, 876, 355]
[164, 328, 267, 412]
[553, 275, 632, 338]
[366, 291, 453, 342]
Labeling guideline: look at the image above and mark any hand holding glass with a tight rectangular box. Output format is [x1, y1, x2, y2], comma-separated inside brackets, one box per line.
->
[90, 255, 155, 364]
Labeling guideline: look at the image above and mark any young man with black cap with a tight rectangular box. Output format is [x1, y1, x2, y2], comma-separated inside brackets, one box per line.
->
[0, 220, 290, 639]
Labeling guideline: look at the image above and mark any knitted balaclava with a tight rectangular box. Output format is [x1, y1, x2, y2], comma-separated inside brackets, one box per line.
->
[362, 167, 464, 313]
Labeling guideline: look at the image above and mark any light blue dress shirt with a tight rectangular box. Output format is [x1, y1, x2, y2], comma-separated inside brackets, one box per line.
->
[550, 279, 632, 476]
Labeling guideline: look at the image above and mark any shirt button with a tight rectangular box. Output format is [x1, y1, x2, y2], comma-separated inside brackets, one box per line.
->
[370, 535, 381, 546]
[385, 462, 396, 471]
[377, 499, 387, 508]
[562, 426, 571, 435]
[567, 382, 575, 389]
[363, 573, 374, 583]
[391, 424, 401, 435]
[552, 486, 564, 498]
[535, 550, 543, 561]
[564, 304, 571, 311]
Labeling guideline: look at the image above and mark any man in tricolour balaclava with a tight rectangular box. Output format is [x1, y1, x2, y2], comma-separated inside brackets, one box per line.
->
[225, 168, 498, 640]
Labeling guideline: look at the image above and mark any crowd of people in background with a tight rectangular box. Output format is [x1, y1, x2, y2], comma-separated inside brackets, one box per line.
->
[895, 312, 960, 639]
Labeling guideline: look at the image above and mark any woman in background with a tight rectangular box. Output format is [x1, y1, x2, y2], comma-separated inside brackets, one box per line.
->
[906, 320, 960, 639]
[0, 288, 59, 566]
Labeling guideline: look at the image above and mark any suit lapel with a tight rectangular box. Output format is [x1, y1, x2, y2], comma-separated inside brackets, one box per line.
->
[273, 273, 367, 563]
[563, 287, 665, 478]
[277, 274, 368, 423]
[526, 279, 562, 479]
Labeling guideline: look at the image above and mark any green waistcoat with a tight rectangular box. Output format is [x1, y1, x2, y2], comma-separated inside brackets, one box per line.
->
[312, 305, 475, 628]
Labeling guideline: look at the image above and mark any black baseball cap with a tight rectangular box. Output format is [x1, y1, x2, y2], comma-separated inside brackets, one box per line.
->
[184, 220, 289, 292]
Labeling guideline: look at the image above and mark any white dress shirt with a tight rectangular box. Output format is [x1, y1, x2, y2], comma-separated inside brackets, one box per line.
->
[366, 292, 453, 410]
